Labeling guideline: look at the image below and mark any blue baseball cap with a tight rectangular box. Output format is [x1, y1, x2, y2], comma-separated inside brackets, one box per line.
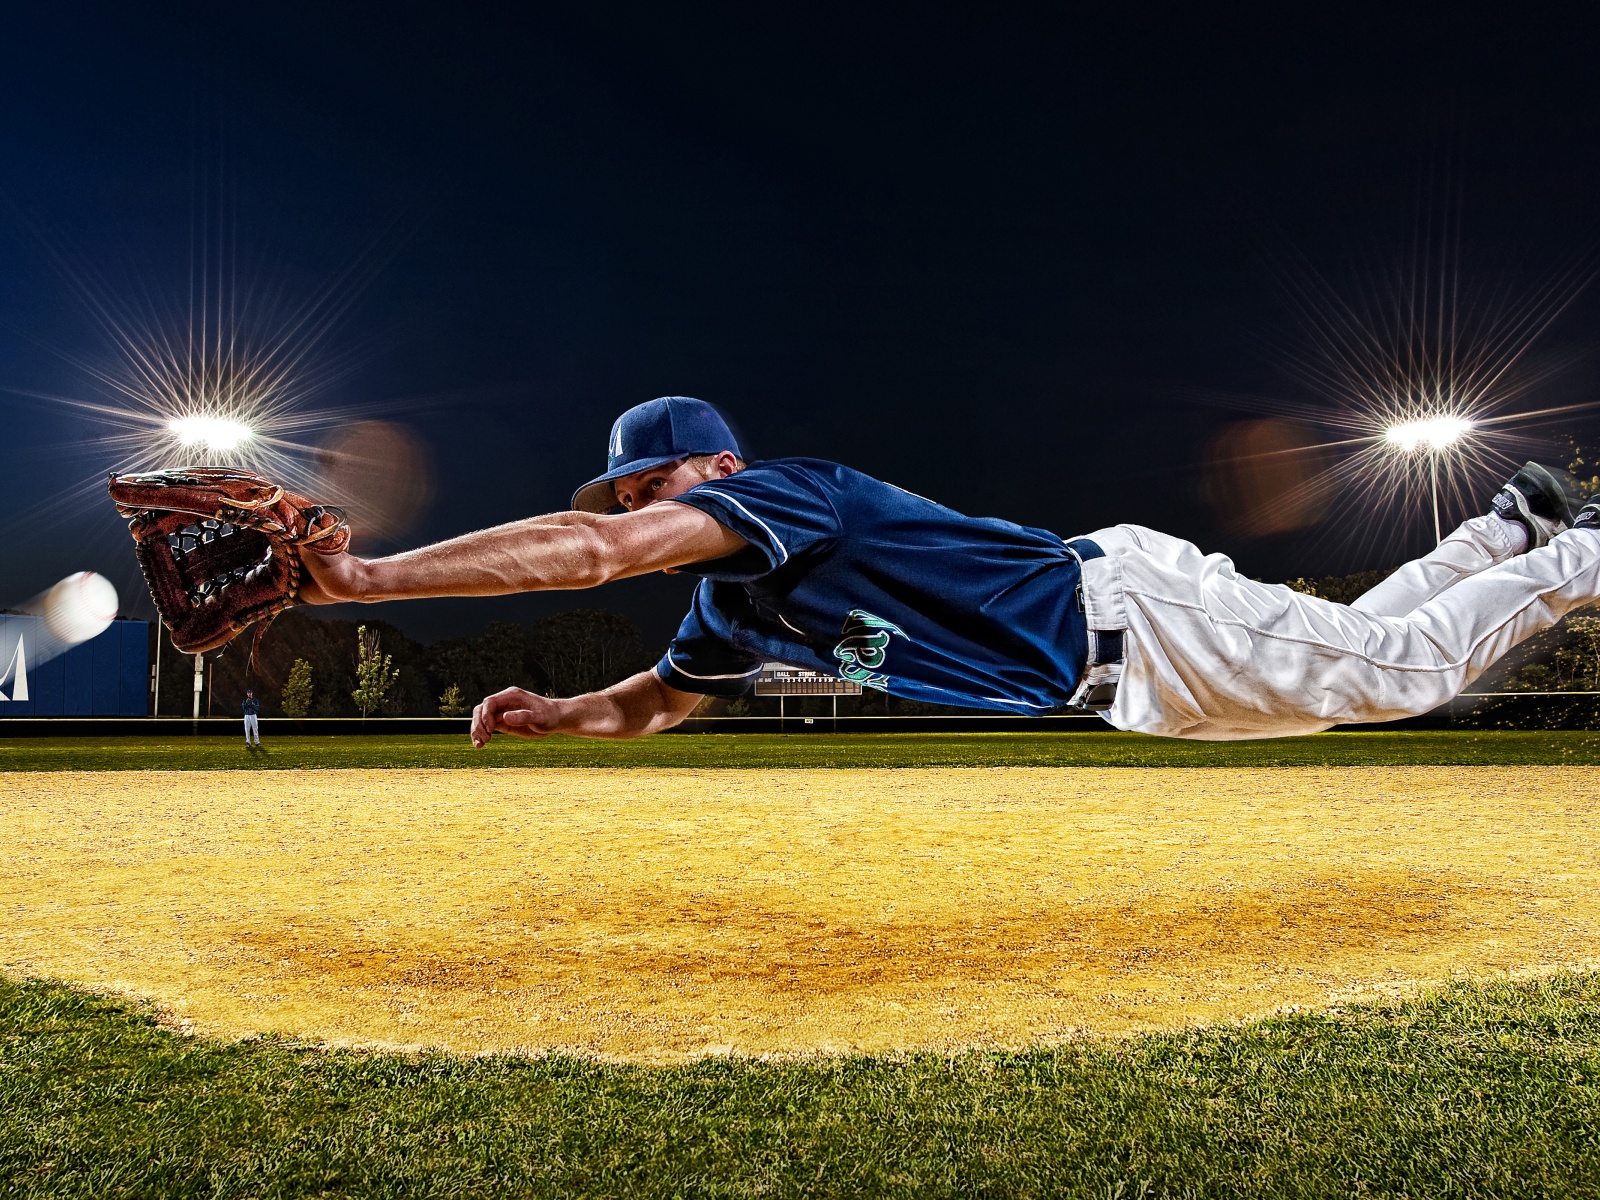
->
[571, 396, 742, 513]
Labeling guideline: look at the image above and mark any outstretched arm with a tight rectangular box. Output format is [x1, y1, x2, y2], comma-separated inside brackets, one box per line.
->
[469, 669, 705, 746]
[300, 503, 746, 604]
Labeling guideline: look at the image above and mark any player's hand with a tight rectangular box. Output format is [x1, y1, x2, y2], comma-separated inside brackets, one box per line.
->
[299, 549, 368, 605]
[471, 687, 562, 746]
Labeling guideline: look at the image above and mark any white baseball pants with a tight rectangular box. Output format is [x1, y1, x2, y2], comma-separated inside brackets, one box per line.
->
[243, 714, 261, 745]
[1078, 516, 1600, 740]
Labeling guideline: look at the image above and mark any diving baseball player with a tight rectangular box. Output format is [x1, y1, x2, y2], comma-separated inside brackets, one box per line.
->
[297, 396, 1600, 744]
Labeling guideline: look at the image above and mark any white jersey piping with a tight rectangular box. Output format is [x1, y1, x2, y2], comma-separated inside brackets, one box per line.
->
[691, 488, 790, 565]
[662, 652, 764, 682]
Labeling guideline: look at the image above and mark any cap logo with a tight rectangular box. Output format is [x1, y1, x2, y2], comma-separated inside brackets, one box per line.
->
[608, 422, 625, 465]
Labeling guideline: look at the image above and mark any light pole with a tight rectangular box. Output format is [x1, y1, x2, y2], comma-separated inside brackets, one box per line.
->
[1385, 416, 1472, 544]
[1429, 452, 1440, 544]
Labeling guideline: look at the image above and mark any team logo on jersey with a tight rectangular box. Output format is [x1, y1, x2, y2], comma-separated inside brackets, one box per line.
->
[833, 609, 904, 689]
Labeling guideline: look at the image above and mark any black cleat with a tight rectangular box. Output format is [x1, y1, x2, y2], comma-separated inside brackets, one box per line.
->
[1490, 462, 1583, 550]
[1571, 495, 1600, 535]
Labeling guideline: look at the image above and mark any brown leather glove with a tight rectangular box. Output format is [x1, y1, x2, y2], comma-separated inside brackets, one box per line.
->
[109, 467, 351, 658]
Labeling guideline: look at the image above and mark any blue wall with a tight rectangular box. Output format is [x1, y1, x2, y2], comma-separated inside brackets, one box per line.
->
[0, 616, 149, 717]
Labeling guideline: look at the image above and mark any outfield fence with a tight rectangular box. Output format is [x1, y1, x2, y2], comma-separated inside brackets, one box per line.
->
[2, 691, 1599, 735]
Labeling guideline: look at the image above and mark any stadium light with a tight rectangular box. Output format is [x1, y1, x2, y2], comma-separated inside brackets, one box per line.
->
[168, 415, 253, 452]
[1385, 415, 1474, 543]
[1384, 416, 1473, 452]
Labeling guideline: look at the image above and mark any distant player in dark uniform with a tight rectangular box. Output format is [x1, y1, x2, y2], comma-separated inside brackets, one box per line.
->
[300, 396, 1600, 743]
[242, 688, 262, 749]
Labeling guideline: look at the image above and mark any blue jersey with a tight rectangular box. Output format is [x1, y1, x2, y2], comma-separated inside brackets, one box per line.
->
[655, 459, 1089, 712]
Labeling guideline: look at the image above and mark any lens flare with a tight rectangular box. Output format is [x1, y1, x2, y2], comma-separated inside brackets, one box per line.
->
[0, 185, 435, 628]
[1193, 205, 1599, 565]
[0, 205, 419, 558]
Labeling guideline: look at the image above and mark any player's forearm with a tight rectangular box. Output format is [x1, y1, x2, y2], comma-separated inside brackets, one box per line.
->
[338, 515, 614, 602]
[308, 504, 743, 605]
[547, 671, 695, 739]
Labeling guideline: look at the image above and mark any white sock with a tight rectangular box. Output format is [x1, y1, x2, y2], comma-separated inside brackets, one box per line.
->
[1492, 515, 1531, 555]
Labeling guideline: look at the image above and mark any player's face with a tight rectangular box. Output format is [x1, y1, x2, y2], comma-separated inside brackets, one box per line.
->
[612, 459, 705, 511]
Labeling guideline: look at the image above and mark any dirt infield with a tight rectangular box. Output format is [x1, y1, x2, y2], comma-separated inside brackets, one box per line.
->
[2, 767, 1596, 1063]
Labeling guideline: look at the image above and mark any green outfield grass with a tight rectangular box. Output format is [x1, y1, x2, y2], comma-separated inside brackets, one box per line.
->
[1, 729, 1599, 770]
[2, 971, 1596, 1198]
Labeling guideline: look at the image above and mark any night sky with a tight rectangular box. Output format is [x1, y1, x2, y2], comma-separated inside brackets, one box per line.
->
[4, 3, 1600, 648]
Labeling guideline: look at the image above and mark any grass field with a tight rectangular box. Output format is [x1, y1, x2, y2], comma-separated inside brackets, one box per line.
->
[4, 971, 1598, 1197]
[3, 731, 1599, 1195]
[4, 728, 1600, 770]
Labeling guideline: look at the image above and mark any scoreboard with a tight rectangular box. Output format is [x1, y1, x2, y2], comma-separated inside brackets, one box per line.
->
[752, 663, 862, 696]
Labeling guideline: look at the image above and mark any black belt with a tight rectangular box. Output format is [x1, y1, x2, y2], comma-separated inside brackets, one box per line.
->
[1067, 537, 1123, 713]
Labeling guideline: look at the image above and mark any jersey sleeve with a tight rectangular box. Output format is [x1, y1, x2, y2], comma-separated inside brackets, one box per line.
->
[655, 582, 764, 696]
[667, 462, 841, 575]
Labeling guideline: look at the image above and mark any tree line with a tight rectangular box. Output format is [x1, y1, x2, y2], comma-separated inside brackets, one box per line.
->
[156, 608, 655, 719]
[154, 564, 1600, 720]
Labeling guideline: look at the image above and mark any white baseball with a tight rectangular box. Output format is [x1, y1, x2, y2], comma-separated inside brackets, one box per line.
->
[42, 572, 119, 646]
